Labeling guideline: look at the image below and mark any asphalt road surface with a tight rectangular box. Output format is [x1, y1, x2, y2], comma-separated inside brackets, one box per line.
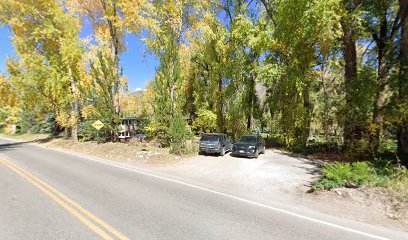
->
[0, 138, 406, 240]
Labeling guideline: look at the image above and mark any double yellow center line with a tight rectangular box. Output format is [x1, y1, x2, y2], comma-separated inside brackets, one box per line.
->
[0, 156, 129, 240]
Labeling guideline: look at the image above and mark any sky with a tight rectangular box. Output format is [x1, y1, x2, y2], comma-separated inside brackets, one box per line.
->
[0, 25, 158, 92]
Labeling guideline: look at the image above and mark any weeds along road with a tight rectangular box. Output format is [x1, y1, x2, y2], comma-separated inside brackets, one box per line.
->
[0, 138, 406, 240]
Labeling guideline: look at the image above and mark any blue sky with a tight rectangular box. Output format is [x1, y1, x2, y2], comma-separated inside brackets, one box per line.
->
[0, 25, 158, 92]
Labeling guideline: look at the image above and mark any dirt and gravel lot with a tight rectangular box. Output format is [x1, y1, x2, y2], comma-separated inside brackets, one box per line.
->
[157, 149, 322, 193]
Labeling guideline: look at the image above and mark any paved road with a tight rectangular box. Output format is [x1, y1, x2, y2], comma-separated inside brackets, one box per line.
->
[0, 138, 406, 240]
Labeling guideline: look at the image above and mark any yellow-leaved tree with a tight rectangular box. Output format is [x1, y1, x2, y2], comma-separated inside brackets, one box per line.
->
[0, 0, 86, 140]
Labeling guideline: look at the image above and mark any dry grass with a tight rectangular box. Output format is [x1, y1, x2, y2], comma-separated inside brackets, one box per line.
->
[1, 134, 186, 166]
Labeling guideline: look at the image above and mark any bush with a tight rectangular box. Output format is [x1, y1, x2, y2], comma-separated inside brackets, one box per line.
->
[78, 120, 97, 142]
[312, 159, 408, 197]
[312, 162, 377, 190]
[387, 169, 408, 198]
[78, 119, 118, 142]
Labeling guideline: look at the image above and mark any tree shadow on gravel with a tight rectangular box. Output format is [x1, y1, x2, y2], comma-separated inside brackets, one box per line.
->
[274, 150, 324, 188]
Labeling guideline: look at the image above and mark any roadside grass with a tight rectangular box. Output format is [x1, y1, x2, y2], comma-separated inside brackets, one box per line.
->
[0, 133, 52, 142]
[311, 160, 408, 200]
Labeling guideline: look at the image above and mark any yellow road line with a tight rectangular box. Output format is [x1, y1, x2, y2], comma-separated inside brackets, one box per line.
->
[1, 157, 129, 240]
[0, 157, 129, 240]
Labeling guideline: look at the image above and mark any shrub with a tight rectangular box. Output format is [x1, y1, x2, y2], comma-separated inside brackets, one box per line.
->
[78, 119, 118, 142]
[312, 158, 408, 198]
[78, 120, 97, 142]
[379, 165, 408, 197]
[312, 161, 377, 190]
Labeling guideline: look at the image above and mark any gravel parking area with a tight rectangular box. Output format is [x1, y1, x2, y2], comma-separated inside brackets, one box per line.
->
[156, 149, 322, 198]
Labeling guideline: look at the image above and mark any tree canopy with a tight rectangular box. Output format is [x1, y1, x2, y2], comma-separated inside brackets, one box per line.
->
[0, 0, 407, 161]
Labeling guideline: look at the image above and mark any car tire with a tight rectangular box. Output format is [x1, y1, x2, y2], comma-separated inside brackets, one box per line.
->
[220, 147, 225, 156]
[254, 150, 259, 159]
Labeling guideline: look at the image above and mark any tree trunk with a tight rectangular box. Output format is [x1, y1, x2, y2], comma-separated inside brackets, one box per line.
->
[398, 0, 408, 156]
[100, 0, 120, 118]
[370, 13, 389, 154]
[398, 127, 408, 155]
[217, 76, 225, 133]
[246, 102, 252, 131]
[247, 75, 255, 131]
[68, 65, 79, 142]
[341, 1, 359, 150]
[321, 62, 331, 143]
[302, 85, 312, 147]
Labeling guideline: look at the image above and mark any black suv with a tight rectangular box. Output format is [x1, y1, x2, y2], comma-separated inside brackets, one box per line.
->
[199, 133, 233, 156]
[232, 135, 265, 158]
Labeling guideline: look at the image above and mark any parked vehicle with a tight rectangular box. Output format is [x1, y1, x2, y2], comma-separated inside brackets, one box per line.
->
[199, 133, 233, 156]
[134, 133, 148, 141]
[232, 135, 265, 158]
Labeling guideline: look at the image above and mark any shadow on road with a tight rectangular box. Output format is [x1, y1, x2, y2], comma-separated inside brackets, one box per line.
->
[0, 135, 56, 152]
[0, 141, 30, 152]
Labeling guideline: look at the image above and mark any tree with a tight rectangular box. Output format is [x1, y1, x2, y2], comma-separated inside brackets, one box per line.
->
[83, 51, 122, 140]
[341, 0, 362, 151]
[397, 0, 408, 156]
[71, 0, 127, 119]
[124, 0, 208, 142]
[363, 0, 406, 154]
[0, 0, 85, 140]
[259, 0, 341, 147]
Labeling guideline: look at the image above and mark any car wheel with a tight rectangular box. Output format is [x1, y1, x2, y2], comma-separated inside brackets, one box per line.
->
[254, 150, 259, 159]
[220, 147, 225, 156]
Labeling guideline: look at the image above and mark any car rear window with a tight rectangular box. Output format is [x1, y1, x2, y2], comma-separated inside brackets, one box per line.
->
[238, 136, 257, 143]
[200, 135, 220, 141]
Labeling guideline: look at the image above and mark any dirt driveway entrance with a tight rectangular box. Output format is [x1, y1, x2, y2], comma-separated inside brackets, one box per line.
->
[156, 150, 322, 199]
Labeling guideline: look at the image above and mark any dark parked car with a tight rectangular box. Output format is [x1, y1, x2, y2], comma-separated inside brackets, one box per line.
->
[134, 133, 148, 141]
[232, 135, 265, 158]
[199, 133, 233, 156]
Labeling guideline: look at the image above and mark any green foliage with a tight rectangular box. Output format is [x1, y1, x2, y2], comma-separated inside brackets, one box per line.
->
[84, 51, 122, 141]
[41, 113, 59, 136]
[312, 162, 377, 190]
[312, 160, 408, 196]
[0, 0, 407, 161]
[192, 108, 217, 134]
[167, 114, 192, 155]
[78, 120, 97, 142]
[150, 33, 185, 141]
[0, 106, 21, 128]
[78, 119, 118, 143]
[288, 142, 341, 155]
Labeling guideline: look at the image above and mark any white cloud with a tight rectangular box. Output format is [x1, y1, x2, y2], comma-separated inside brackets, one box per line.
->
[135, 87, 144, 92]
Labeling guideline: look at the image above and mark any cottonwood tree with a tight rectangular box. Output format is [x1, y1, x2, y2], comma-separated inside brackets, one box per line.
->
[0, 0, 85, 140]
